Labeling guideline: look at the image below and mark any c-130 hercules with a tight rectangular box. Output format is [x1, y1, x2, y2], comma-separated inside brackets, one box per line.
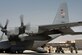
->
[0, 2, 82, 53]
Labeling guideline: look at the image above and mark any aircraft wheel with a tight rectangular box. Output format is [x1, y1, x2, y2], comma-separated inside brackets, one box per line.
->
[0, 49, 4, 53]
[17, 51, 23, 53]
[10, 50, 16, 53]
[5, 50, 10, 53]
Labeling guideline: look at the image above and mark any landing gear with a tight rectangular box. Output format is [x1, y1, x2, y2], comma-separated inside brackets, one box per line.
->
[0, 48, 24, 53]
[5, 50, 23, 53]
[9, 50, 23, 53]
[5, 50, 10, 53]
[10, 50, 23, 53]
[17, 50, 23, 53]
[0, 49, 4, 53]
[0, 49, 11, 53]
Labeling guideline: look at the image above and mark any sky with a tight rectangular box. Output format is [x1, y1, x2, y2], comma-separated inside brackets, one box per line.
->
[0, 0, 82, 42]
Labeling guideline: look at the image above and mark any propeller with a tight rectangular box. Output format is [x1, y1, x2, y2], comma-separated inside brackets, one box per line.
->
[19, 15, 26, 34]
[0, 19, 9, 34]
[19, 15, 30, 35]
[0, 19, 9, 40]
[20, 15, 24, 27]
[4, 19, 9, 29]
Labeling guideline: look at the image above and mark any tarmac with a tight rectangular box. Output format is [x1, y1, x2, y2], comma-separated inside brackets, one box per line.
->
[0, 50, 82, 55]
[0, 53, 82, 55]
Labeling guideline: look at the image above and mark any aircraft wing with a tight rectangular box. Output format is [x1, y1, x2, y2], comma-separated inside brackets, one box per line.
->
[39, 22, 82, 35]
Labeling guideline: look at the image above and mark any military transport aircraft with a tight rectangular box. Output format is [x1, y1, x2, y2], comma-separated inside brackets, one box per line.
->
[0, 2, 82, 53]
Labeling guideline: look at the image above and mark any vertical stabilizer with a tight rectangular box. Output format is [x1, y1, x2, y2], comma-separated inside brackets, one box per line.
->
[53, 2, 69, 24]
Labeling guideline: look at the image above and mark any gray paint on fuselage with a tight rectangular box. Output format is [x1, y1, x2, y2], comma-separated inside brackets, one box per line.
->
[32, 40, 48, 50]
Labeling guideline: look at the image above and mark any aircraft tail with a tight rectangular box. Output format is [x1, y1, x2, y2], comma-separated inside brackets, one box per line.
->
[53, 2, 69, 24]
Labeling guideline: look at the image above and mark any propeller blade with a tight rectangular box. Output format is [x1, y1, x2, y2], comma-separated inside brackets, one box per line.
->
[20, 15, 24, 26]
[4, 19, 9, 29]
[0, 33, 4, 40]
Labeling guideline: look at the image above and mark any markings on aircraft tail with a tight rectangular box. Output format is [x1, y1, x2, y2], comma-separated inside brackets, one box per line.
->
[60, 9, 65, 18]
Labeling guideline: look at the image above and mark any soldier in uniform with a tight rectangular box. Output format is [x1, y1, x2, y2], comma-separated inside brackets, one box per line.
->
[71, 43, 78, 53]
[69, 43, 78, 53]
[55, 46, 64, 53]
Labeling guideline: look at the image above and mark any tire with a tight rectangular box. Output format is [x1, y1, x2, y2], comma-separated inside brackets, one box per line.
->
[0, 49, 4, 53]
[17, 51, 23, 53]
